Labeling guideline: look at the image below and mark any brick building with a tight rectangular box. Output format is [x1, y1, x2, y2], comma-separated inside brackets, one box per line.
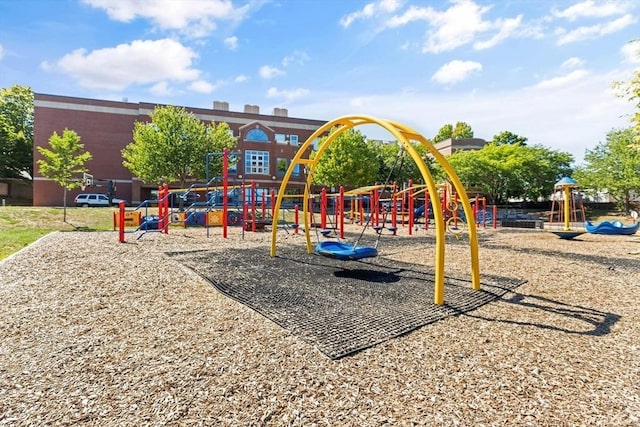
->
[33, 94, 327, 206]
[433, 138, 487, 155]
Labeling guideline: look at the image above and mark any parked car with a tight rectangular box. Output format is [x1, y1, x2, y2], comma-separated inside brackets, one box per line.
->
[74, 193, 126, 207]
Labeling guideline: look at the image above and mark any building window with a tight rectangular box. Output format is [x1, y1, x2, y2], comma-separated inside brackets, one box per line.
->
[275, 133, 287, 144]
[292, 163, 300, 177]
[289, 134, 299, 146]
[245, 151, 269, 175]
[276, 158, 288, 177]
[245, 128, 269, 142]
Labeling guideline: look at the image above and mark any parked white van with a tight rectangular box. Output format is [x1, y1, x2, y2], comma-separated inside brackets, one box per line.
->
[74, 193, 126, 207]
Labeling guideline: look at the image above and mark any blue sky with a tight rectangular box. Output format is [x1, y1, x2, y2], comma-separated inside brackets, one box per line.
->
[1, 0, 638, 163]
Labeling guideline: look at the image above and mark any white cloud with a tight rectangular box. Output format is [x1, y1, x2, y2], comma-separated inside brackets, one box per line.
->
[384, 1, 524, 54]
[340, 0, 402, 28]
[188, 80, 218, 93]
[266, 87, 309, 102]
[621, 40, 640, 64]
[234, 74, 248, 83]
[562, 57, 585, 69]
[259, 65, 285, 79]
[552, 0, 632, 22]
[282, 50, 309, 67]
[224, 36, 238, 50]
[386, 5, 432, 27]
[81, 0, 247, 37]
[473, 15, 522, 50]
[150, 81, 173, 96]
[420, 1, 493, 54]
[432, 60, 482, 84]
[46, 39, 200, 91]
[534, 69, 589, 89]
[0, 44, 4, 61]
[556, 14, 637, 45]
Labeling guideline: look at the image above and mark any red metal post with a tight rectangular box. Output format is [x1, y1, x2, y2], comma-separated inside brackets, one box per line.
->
[294, 204, 299, 234]
[493, 205, 498, 229]
[118, 201, 125, 243]
[339, 186, 345, 239]
[251, 181, 257, 232]
[222, 148, 228, 238]
[242, 182, 248, 231]
[391, 190, 397, 235]
[163, 184, 169, 234]
[320, 188, 327, 230]
[408, 180, 414, 236]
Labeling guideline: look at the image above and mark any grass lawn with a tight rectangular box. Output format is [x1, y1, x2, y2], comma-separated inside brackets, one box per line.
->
[0, 206, 115, 260]
[0, 205, 634, 261]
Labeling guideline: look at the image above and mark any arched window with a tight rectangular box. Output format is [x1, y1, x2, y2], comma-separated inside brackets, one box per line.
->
[245, 128, 269, 142]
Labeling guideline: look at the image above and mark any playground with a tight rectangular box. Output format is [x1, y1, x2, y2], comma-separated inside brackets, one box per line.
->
[1, 223, 638, 425]
[2, 115, 638, 424]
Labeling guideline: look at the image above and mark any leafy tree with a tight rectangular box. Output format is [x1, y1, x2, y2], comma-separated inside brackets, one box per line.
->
[37, 129, 92, 221]
[491, 130, 528, 146]
[444, 143, 573, 204]
[122, 106, 236, 191]
[432, 124, 453, 143]
[0, 85, 34, 179]
[452, 121, 474, 139]
[432, 121, 474, 143]
[374, 140, 433, 185]
[516, 145, 573, 201]
[574, 127, 640, 211]
[310, 128, 378, 188]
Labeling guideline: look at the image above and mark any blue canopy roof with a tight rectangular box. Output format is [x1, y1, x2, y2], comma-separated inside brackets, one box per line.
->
[554, 176, 578, 188]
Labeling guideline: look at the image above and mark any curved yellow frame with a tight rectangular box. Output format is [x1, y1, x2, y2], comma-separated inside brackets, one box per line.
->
[270, 115, 479, 305]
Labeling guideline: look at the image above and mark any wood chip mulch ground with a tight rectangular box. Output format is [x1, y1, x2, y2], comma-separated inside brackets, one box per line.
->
[0, 225, 639, 426]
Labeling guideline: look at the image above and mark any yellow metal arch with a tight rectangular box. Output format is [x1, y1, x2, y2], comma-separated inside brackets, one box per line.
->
[270, 115, 480, 305]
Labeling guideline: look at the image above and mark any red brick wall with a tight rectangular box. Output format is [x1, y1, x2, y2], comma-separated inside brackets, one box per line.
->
[33, 94, 326, 206]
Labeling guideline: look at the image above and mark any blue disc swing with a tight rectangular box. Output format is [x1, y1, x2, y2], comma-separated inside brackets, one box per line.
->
[314, 148, 406, 261]
[315, 240, 378, 261]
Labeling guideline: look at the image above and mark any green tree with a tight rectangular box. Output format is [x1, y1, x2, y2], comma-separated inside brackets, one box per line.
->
[432, 121, 474, 143]
[491, 130, 528, 146]
[122, 106, 236, 189]
[445, 143, 573, 204]
[37, 129, 92, 221]
[452, 121, 474, 139]
[516, 145, 573, 201]
[0, 85, 34, 179]
[574, 127, 640, 211]
[374, 141, 433, 185]
[432, 124, 453, 143]
[310, 128, 378, 188]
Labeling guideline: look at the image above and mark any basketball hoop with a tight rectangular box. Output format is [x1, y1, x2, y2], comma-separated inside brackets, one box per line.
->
[82, 172, 94, 189]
